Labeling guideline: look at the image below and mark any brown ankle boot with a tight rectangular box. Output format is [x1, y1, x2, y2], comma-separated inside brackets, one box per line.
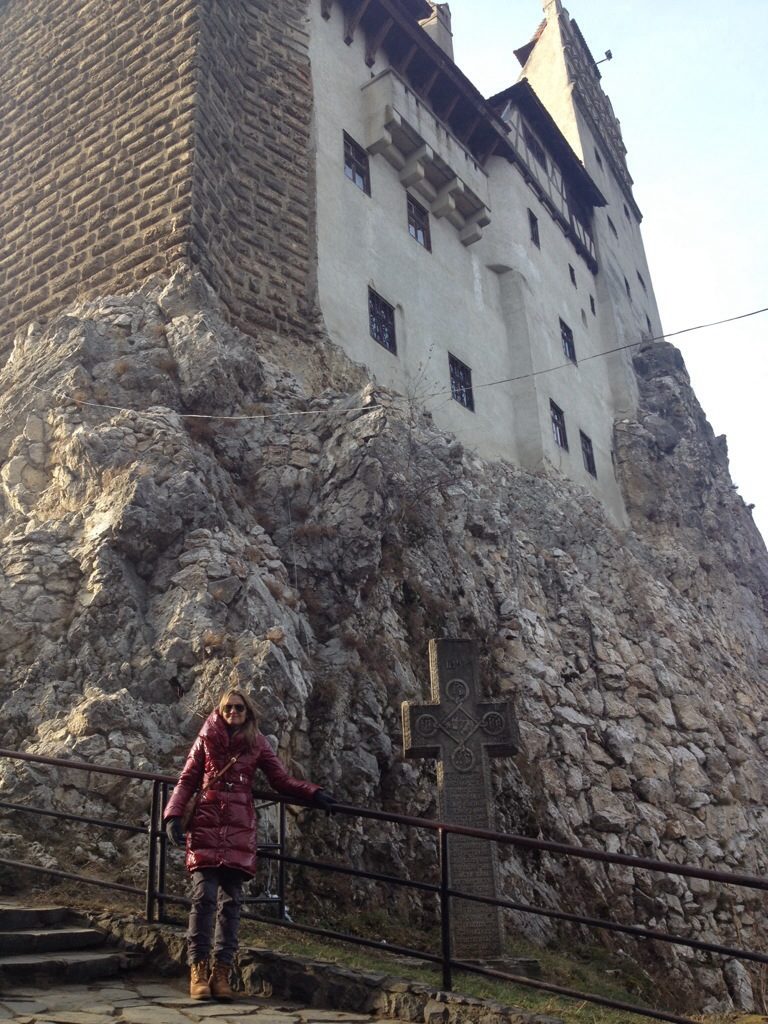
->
[209, 961, 235, 1001]
[190, 959, 211, 1000]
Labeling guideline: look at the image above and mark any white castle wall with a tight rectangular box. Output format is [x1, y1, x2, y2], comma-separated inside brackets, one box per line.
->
[309, 1, 666, 526]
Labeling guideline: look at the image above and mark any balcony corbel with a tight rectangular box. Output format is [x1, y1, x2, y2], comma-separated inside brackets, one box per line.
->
[433, 178, 465, 229]
[399, 145, 433, 188]
[366, 127, 405, 169]
[367, 106, 406, 168]
[460, 208, 491, 247]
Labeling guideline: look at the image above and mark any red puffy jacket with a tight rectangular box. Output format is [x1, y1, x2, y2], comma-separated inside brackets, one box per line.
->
[163, 711, 320, 876]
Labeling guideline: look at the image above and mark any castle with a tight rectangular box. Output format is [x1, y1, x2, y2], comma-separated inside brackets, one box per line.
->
[0, 0, 661, 524]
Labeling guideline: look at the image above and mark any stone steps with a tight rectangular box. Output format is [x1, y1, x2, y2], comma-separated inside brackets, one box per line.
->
[0, 924, 105, 955]
[0, 901, 142, 988]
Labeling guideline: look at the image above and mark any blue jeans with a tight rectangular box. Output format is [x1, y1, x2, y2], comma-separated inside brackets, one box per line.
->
[187, 867, 245, 965]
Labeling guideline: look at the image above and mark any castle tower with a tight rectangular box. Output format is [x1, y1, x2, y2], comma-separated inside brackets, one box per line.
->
[0, 0, 316, 347]
[1, 0, 665, 525]
[515, 2, 663, 411]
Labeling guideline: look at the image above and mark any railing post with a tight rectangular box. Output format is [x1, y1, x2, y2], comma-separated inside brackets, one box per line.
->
[278, 801, 287, 920]
[157, 781, 170, 923]
[146, 779, 162, 923]
[439, 827, 452, 991]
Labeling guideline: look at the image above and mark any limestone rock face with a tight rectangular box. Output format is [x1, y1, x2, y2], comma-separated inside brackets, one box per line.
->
[0, 274, 765, 1014]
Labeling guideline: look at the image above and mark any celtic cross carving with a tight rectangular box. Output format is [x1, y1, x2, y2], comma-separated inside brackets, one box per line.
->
[401, 638, 519, 959]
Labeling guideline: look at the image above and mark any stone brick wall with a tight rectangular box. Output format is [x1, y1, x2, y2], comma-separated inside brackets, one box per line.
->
[192, 0, 316, 335]
[0, 0, 199, 347]
[0, 0, 315, 348]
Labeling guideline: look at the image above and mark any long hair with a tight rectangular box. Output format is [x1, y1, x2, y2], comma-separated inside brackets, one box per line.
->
[217, 688, 260, 749]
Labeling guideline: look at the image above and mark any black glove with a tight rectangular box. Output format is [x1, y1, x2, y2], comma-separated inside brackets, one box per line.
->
[165, 817, 185, 847]
[312, 789, 336, 816]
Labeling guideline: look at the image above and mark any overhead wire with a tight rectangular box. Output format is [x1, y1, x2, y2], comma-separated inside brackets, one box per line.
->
[12, 301, 768, 423]
[429, 303, 768, 400]
[25, 380, 380, 422]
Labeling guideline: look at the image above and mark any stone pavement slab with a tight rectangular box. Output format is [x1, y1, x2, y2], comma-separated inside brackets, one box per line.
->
[295, 1012, 375, 1022]
[0, 976, 414, 1024]
[183, 1006, 278, 1018]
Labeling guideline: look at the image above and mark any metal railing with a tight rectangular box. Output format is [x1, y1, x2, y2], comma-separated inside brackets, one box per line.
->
[1, 746, 765, 1024]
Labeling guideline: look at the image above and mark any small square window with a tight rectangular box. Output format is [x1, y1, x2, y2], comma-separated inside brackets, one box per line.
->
[568, 264, 577, 287]
[407, 194, 431, 251]
[344, 131, 371, 195]
[449, 353, 474, 411]
[580, 431, 597, 477]
[589, 294, 596, 316]
[550, 400, 568, 450]
[528, 209, 540, 248]
[607, 215, 618, 238]
[560, 318, 576, 363]
[368, 288, 396, 353]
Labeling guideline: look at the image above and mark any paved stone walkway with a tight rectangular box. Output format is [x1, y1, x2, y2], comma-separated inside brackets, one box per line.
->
[0, 977, 412, 1024]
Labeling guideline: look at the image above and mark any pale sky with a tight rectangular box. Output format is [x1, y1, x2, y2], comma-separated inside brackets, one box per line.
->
[449, 0, 768, 543]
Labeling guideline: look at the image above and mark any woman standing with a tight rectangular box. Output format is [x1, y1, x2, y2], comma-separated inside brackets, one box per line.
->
[164, 687, 335, 1001]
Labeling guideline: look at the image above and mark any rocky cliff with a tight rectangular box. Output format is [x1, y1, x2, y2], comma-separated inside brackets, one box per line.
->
[0, 272, 765, 1014]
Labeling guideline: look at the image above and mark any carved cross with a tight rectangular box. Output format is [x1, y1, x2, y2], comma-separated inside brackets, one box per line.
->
[402, 638, 518, 961]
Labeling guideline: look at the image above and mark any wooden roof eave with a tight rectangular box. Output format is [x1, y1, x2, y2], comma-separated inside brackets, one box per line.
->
[489, 79, 606, 208]
[339, 0, 515, 165]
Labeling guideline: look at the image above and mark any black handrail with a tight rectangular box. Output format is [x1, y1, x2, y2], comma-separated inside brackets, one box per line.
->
[0, 745, 763, 1024]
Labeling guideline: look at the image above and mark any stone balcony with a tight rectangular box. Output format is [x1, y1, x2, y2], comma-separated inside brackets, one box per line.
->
[362, 68, 491, 246]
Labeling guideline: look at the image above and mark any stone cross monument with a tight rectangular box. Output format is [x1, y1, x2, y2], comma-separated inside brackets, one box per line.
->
[402, 638, 519, 961]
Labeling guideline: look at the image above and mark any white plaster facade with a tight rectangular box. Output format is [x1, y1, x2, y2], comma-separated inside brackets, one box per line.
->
[309, 0, 663, 526]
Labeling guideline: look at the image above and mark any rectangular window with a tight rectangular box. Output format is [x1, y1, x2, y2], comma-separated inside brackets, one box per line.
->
[624, 276, 631, 299]
[344, 131, 371, 195]
[368, 288, 396, 353]
[449, 354, 474, 411]
[407, 194, 431, 251]
[560, 318, 576, 363]
[607, 215, 618, 238]
[589, 294, 596, 316]
[523, 124, 547, 171]
[550, 400, 568, 450]
[594, 148, 604, 170]
[637, 270, 647, 293]
[568, 264, 577, 287]
[580, 431, 597, 477]
[528, 209, 540, 248]
[646, 314, 653, 335]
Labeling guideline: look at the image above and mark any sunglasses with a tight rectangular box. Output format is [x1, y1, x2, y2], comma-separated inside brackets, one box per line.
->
[223, 703, 246, 714]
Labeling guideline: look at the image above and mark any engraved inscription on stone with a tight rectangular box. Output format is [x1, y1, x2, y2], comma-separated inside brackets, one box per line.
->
[415, 713, 438, 737]
[401, 638, 519, 960]
[482, 711, 505, 735]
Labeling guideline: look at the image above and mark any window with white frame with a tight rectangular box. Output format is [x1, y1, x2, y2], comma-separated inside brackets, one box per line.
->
[550, 400, 568, 450]
[344, 132, 371, 195]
